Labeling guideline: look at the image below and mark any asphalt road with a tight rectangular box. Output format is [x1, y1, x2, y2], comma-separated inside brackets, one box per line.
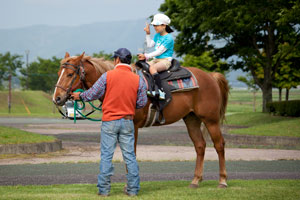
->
[1, 160, 300, 186]
[1, 117, 193, 146]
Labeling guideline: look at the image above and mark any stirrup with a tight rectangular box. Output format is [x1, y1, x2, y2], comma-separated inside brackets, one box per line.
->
[147, 91, 156, 97]
[158, 90, 165, 100]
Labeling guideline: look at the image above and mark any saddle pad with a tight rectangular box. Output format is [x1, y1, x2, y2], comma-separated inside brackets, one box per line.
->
[168, 71, 199, 92]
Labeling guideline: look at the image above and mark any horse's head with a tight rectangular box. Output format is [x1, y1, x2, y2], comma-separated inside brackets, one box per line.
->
[52, 52, 85, 106]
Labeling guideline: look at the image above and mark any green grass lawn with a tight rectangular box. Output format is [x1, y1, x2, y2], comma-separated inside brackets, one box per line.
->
[0, 90, 101, 118]
[225, 112, 300, 137]
[0, 126, 56, 145]
[225, 89, 300, 137]
[227, 88, 300, 113]
[0, 90, 59, 117]
[0, 180, 299, 200]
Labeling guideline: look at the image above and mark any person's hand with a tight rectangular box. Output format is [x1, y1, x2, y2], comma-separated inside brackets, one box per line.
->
[144, 23, 150, 35]
[138, 54, 146, 60]
[70, 92, 81, 100]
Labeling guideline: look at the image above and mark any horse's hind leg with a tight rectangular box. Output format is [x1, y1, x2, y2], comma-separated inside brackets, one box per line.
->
[183, 113, 206, 188]
[204, 121, 227, 188]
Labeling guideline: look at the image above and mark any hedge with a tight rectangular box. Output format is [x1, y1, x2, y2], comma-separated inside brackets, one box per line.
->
[267, 100, 300, 117]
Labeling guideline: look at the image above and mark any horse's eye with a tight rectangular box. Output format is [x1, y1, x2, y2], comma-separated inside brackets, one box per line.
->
[67, 73, 73, 77]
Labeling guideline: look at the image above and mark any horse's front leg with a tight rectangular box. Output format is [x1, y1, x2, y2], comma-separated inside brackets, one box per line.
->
[133, 125, 139, 155]
[183, 113, 206, 188]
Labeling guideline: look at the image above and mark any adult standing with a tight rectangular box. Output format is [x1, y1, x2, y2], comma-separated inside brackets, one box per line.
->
[71, 48, 147, 196]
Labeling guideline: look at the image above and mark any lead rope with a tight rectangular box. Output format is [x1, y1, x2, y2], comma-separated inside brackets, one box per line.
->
[73, 89, 102, 123]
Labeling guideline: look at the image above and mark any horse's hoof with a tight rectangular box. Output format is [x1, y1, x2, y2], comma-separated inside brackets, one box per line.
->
[189, 184, 199, 189]
[218, 183, 228, 188]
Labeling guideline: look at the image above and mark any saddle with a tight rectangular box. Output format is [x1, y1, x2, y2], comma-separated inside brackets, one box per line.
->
[135, 59, 193, 124]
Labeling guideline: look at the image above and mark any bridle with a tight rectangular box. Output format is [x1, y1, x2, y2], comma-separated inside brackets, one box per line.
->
[55, 61, 86, 97]
[54, 60, 102, 120]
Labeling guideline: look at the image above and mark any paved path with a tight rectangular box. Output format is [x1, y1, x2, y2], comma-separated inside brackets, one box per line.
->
[1, 160, 300, 185]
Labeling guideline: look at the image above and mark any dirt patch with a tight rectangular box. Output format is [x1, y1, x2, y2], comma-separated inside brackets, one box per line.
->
[1, 142, 300, 165]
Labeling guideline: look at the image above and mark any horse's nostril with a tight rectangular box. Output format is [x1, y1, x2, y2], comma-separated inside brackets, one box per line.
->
[56, 96, 61, 103]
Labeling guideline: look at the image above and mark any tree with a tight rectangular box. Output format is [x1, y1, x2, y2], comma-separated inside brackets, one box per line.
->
[0, 52, 23, 113]
[273, 45, 300, 101]
[182, 51, 228, 73]
[20, 57, 61, 92]
[92, 50, 138, 63]
[92, 51, 113, 60]
[160, 0, 300, 112]
[0, 52, 23, 88]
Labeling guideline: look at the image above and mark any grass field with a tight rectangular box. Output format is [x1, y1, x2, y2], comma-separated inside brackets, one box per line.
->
[227, 88, 300, 113]
[0, 180, 299, 200]
[225, 89, 300, 137]
[0, 126, 56, 145]
[0, 90, 58, 117]
[225, 112, 300, 137]
[0, 90, 101, 118]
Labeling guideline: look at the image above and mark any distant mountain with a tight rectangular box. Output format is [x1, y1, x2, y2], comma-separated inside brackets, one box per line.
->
[0, 19, 246, 87]
[226, 69, 247, 88]
[0, 19, 148, 59]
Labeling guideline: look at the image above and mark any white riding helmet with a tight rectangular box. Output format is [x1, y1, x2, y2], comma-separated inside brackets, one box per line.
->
[151, 13, 171, 26]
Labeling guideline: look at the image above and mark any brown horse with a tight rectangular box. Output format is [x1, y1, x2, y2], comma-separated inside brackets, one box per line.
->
[53, 52, 229, 188]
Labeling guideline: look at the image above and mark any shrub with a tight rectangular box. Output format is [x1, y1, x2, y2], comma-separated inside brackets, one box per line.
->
[267, 100, 300, 117]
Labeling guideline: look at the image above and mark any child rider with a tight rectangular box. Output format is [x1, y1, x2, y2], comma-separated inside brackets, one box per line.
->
[138, 13, 174, 100]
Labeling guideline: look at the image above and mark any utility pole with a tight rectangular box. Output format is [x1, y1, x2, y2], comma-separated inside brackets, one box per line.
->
[8, 73, 12, 113]
[25, 50, 30, 90]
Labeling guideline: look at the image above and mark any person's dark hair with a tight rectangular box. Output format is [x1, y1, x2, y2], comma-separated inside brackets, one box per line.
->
[166, 25, 174, 33]
[119, 56, 131, 64]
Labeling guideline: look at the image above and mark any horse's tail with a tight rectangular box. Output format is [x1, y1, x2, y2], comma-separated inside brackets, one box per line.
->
[210, 72, 229, 124]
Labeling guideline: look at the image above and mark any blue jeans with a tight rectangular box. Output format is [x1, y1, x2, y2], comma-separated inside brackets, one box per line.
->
[97, 118, 140, 195]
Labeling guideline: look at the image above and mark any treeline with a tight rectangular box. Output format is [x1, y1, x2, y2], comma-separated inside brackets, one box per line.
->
[0, 49, 299, 99]
[0, 51, 114, 93]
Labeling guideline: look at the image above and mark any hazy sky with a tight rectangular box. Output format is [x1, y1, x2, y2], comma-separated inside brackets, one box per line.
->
[0, 0, 165, 29]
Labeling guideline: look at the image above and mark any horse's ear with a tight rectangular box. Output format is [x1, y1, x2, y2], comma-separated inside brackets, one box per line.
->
[80, 52, 85, 58]
[65, 52, 70, 58]
[75, 52, 85, 62]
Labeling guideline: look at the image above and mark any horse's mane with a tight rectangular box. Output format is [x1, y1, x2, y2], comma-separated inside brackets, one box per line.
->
[61, 56, 114, 74]
[84, 56, 114, 74]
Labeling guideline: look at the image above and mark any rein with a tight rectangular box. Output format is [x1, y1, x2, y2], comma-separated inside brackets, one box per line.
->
[73, 89, 102, 123]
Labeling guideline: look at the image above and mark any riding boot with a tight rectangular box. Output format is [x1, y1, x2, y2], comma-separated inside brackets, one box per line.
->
[153, 73, 165, 100]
